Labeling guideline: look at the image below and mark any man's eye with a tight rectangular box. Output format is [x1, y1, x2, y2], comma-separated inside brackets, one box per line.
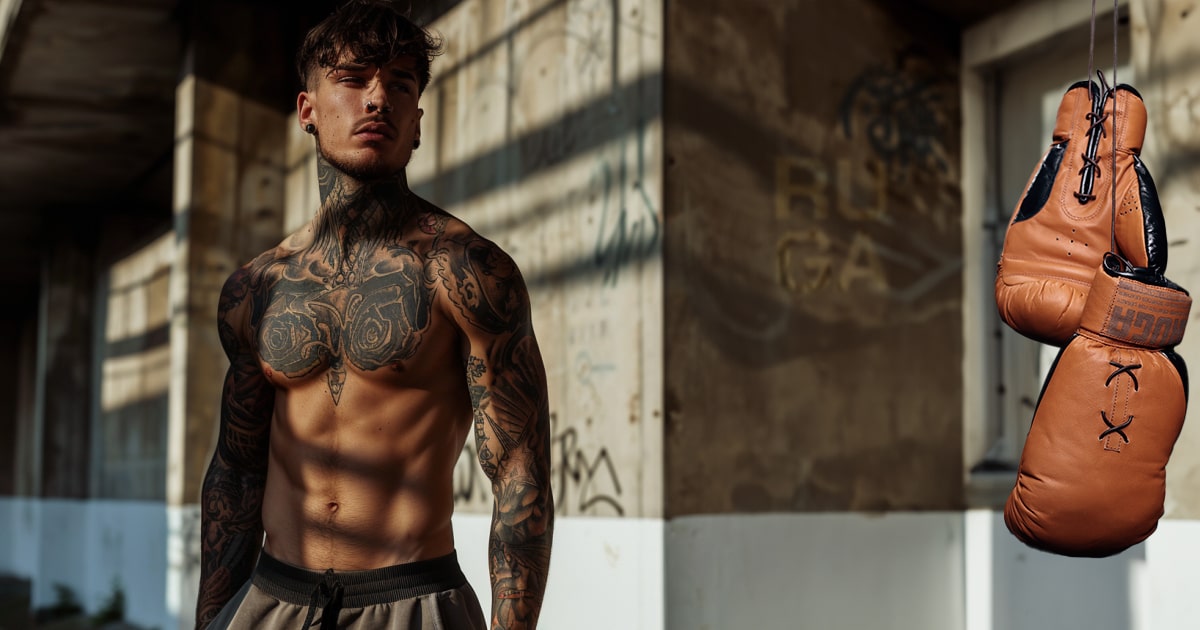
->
[338, 76, 365, 84]
[390, 83, 412, 93]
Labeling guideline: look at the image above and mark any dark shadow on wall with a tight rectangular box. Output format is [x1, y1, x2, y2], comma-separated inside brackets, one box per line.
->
[90, 222, 175, 502]
[179, 0, 664, 292]
[0, 311, 30, 495]
[187, 0, 470, 113]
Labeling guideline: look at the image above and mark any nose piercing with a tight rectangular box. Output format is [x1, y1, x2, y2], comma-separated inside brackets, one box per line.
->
[366, 100, 392, 114]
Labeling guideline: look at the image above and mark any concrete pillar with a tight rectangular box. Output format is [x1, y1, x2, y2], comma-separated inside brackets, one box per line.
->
[166, 4, 292, 625]
[664, 0, 964, 516]
[0, 311, 23, 495]
[168, 74, 286, 509]
[1131, 0, 1200, 518]
[39, 235, 96, 499]
[663, 0, 965, 627]
[11, 315, 39, 497]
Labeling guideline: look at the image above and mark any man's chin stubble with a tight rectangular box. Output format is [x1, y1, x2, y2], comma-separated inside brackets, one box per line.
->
[320, 145, 408, 183]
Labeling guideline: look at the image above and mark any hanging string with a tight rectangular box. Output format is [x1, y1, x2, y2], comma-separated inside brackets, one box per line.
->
[1088, 0, 1097, 100]
[1087, 0, 1121, 256]
[1110, 0, 1119, 259]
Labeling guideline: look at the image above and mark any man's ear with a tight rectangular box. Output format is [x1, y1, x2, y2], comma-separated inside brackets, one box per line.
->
[298, 91, 316, 132]
[414, 107, 424, 143]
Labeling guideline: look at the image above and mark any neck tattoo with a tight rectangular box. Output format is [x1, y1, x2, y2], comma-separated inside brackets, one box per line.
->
[313, 153, 413, 271]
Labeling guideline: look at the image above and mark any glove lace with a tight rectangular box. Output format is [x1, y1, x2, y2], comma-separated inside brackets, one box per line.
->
[1105, 360, 1142, 391]
[1074, 74, 1112, 205]
[1100, 410, 1133, 443]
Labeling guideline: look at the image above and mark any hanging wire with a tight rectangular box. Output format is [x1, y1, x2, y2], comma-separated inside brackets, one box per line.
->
[1110, 0, 1119, 259]
[1088, 0, 1097, 98]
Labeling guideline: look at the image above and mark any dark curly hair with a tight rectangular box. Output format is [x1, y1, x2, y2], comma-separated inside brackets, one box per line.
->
[296, 0, 443, 93]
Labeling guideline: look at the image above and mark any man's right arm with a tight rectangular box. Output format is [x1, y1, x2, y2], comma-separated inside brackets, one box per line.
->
[195, 266, 275, 629]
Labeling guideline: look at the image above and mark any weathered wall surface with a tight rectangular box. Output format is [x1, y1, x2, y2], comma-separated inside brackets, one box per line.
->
[166, 11, 293, 625]
[1131, 0, 1200, 518]
[40, 235, 95, 499]
[0, 311, 25, 495]
[93, 229, 174, 501]
[664, 0, 964, 515]
[170, 72, 287, 508]
[399, 0, 665, 519]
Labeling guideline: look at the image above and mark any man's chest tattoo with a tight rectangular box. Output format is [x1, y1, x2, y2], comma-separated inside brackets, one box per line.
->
[257, 246, 433, 404]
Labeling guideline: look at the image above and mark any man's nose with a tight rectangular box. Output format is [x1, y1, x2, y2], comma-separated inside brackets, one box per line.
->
[365, 79, 392, 113]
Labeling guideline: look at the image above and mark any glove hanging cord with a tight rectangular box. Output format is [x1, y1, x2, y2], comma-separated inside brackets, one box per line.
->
[1087, 0, 1123, 260]
[1110, 0, 1119, 261]
[1077, 0, 1109, 206]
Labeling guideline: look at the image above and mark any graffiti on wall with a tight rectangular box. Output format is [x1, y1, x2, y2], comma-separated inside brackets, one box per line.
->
[438, 0, 656, 519]
[452, 412, 626, 517]
[839, 65, 953, 176]
[774, 60, 961, 308]
[591, 118, 660, 286]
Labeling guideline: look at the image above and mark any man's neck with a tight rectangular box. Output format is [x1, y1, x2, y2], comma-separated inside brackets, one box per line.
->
[314, 153, 411, 252]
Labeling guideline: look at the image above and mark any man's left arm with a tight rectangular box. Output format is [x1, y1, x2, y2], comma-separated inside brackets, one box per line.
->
[436, 233, 554, 630]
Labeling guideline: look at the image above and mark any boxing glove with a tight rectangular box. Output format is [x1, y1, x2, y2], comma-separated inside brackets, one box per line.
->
[1004, 253, 1191, 557]
[996, 80, 1169, 346]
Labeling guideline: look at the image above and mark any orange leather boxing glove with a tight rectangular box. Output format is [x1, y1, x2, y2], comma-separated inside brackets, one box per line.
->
[1004, 253, 1191, 557]
[996, 81, 1169, 346]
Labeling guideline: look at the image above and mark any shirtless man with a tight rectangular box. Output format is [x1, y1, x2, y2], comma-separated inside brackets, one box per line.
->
[194, 2, 553, 628]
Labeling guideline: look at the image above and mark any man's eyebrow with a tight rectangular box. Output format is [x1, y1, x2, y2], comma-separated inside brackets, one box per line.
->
[327, 63, 370, 73]
[387, 68, 418, 82]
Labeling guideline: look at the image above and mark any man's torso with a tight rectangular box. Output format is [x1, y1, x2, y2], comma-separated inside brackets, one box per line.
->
[241, 205, 473, 571]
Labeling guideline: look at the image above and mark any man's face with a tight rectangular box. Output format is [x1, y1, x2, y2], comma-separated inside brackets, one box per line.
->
[297, 53, 423, 181]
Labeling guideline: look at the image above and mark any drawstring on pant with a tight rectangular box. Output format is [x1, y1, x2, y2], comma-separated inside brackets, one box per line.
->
[302, 568, 344, 630]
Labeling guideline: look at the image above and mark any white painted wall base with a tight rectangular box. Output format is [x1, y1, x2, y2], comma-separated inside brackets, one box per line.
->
[8, 500, 1200, 630]
[666, 511, 1200, 630]
[970, 509, 1200, 630]
[666, 513, 967, 630]
[452, 514, 665, 630]
[0, 499, 664, 630]
[0, 498, 173, 629]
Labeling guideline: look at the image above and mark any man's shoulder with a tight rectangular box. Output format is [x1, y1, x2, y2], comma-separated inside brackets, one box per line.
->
[418, 203, 513, 264]
[220, 250, 274, 302]
[218, 230, 307, 322]
[410, 200, 471, 242]
[422, 208, 530, 333]
[223, 228, 312, 290]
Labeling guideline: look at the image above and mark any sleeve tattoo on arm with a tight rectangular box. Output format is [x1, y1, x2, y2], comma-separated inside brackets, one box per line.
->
[436, 233, 554, 630]
[195, 264, 274, 629]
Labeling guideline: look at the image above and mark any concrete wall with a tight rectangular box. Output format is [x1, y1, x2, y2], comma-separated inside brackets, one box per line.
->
[11, 2, 1200, 630]
[93, 228, 174, 501]
[1132, 0, 1200, 519]
[408, 0, 665, 520]
[164, 11, 293, 622]
[658, 2, 967, 625]
[40, 235, 95, 499]
[169, 71, 287, 509]
[663, 0, 964, 516]
[0, 311, 25, 496]
[668, 513, 966, 630]
[10, 499, 1200, 630]
[0, 498, 174, 629]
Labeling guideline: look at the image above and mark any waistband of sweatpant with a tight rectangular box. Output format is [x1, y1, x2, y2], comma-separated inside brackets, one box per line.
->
[252, 549, 469, 608]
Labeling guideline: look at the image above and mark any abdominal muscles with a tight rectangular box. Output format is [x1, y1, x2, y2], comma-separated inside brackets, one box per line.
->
[260, 375, 470, 571]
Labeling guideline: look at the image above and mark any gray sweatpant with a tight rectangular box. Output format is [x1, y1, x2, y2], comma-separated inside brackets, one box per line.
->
[206, 550, 487, 630]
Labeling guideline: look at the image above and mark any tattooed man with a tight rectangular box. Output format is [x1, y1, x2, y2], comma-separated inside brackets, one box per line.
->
[195, 3, 553, 629]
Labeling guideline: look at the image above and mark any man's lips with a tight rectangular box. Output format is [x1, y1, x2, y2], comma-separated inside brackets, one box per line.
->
[354, 121, 396, 140]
